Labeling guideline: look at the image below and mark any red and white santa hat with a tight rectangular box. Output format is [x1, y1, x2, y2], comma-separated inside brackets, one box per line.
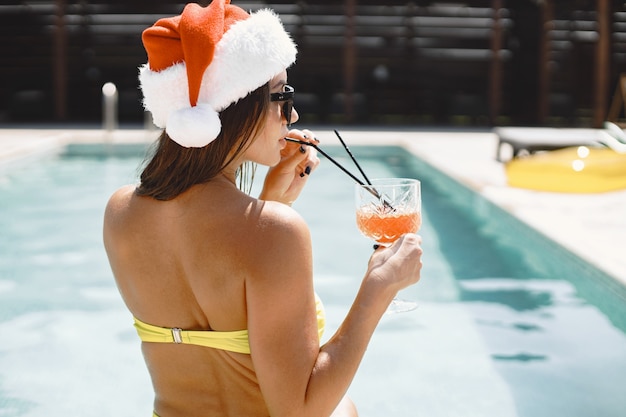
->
[139, 0, 297, 148]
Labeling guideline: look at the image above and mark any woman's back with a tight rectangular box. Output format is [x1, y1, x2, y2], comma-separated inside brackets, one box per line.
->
[104, 179, 278, 415]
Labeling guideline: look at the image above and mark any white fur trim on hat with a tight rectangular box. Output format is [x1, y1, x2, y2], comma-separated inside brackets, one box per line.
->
[139, 9, 297, 148]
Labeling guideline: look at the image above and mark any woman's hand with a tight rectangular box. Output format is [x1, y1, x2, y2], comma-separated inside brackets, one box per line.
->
[365, 233, 423, 299]
[259, 128, 320, 205]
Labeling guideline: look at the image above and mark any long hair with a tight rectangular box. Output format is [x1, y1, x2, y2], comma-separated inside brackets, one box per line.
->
[136, 83, 270, 200]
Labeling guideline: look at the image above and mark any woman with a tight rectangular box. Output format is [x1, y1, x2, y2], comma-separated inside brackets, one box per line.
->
[103, 1, 423, 416]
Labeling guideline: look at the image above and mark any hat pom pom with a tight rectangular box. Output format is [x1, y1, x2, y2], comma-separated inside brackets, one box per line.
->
[166, 104, 221, 148]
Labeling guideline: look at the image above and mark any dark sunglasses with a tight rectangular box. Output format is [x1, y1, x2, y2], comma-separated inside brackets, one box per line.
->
[270, 85, 295, 126]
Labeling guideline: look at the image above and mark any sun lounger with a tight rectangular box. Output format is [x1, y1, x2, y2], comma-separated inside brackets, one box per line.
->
[494, 127, 601, 162]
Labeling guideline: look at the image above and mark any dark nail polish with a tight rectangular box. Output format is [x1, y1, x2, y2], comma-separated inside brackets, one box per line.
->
[299, 146, 306, 154]
[304, 166, 311, 175]
[299, 172, 305, 178]
[373, 244, 380, 250]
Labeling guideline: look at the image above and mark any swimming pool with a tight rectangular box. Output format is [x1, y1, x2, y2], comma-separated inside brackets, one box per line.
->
[0, 142, 625, 417]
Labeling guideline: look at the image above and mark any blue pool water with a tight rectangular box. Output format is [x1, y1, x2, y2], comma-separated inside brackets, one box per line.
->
[0, 143, 625, 417]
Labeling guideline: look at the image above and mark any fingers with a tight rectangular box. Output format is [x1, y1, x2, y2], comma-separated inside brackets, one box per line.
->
[393, 234, 423, 264]
[371, 233, 423, 286]
[396, 233, 422, 248]
[301, 129, 320, 144]
[284, 128, 320, 177]
[299, 129, 320, 176]
[299, 151, 320, 178]
[286, 128, 319, 144]
[395, 233, 423, 284]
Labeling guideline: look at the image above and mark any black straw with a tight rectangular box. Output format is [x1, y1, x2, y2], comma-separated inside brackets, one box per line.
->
[284, 138, 367, 187]
[284, 136, 389, 205]
[333, 129, 372, 186]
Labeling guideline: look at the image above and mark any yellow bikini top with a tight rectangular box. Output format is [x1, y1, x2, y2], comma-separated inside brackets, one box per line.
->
[133, 294, 326, 355]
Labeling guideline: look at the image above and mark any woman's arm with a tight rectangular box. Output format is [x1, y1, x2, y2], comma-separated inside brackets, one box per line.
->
[245, 202, 422, 417]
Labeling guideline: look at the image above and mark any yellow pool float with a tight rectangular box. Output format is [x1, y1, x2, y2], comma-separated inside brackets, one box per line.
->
[505, 145, 626, 193]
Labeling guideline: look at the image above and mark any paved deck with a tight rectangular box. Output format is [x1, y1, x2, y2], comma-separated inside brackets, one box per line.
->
[1, 126, 625, 289]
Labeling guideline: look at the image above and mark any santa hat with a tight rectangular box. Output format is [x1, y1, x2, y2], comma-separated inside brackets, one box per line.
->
[139, 0, 297, 148]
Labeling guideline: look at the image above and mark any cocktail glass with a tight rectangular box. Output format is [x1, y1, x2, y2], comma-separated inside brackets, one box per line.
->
[355, 178, 421, 313]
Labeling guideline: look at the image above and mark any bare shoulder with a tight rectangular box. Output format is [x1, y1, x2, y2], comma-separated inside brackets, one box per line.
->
[243, 200, 312, 274]
[256, 201, 310, 247]
[103, 185, 137, 236]
[105, 184, 135, 213]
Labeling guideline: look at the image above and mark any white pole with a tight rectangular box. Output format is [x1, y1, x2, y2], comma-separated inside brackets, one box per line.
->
[102, 82, 118, 131]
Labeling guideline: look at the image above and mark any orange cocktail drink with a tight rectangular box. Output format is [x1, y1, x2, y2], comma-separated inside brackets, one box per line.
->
[356, 208, 422, 244]
[355, 178, 421, 246]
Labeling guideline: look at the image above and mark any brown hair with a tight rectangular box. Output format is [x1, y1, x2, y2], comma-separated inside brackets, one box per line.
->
[136, 83, 270, 200]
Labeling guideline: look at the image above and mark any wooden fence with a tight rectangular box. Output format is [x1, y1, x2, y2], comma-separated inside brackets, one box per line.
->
[0, 0, 624, 127]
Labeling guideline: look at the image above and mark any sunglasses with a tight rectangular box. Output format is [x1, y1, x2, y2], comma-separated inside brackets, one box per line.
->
[269, 84, 295, 126]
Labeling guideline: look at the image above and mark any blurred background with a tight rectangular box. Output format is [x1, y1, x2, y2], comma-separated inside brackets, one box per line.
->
[1, 0, 625, 128]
